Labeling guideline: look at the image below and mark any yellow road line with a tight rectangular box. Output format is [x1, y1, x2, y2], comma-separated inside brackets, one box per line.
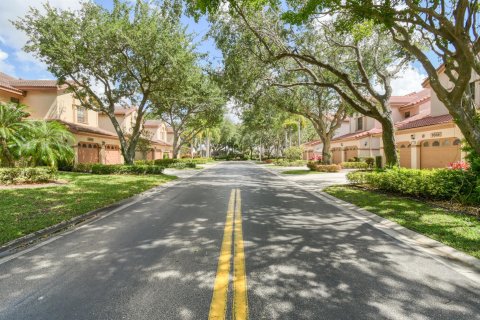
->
[209, 189, 236, 320]
[233, 188, 248, 320]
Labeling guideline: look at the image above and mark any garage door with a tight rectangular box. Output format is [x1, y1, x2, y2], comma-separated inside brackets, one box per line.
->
[398, 143, 411, 168]
[146, 149, 155, 161]
[78, 142, 99, 163]
[344, 148, 358, 162]
[420, 138, 461, 169]
[105, 144, 121, 164]
[332, 149, 342, 164]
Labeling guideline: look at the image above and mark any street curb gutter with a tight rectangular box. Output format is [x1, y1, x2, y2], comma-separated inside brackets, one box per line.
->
[259, 164, 480, 279]
[0, 165, 216, 259]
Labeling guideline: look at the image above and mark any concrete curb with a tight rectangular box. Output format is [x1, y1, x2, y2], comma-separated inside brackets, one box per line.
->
[259, 164, 480, 279]
[0, 165, 216, 259]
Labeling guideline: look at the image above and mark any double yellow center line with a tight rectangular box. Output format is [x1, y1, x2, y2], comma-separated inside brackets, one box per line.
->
[209, 189, 248, 320]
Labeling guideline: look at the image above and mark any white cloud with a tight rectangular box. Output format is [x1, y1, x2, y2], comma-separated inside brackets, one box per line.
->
[0, 0, 82, 50]
[390, 65, 426, 96]
[0, 49, 16, 75]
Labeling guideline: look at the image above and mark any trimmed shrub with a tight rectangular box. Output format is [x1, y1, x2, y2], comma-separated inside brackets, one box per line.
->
[73, 163, 94, 173]
[364, 157, 375, 168]
[274, 159, 307, 167]
[135, 160, 155, 166]
[154, 159, 178, 167]
[307, 161, 318, 171]
[346, 167, 478, 203]
[307, 162, 341, 172]
[0, 167, 58, 184]
[76, 164, 164, 175]
[340, 161, 369, 169]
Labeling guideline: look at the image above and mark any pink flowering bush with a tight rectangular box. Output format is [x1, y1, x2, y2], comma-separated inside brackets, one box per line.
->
[309, 154, 322, 162]
[448, 161, 470, 171]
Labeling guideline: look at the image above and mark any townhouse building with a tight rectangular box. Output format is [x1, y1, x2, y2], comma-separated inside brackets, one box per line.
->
[312, 67, 470, 169]
[0, 72, 173, 164]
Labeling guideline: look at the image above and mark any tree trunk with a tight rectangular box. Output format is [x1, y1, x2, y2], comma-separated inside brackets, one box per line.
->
[379, 118, 399, 167]
[0, 139, 15, 167]
[172, 133, 180, 159]
[322, 139, 332, 164]
[206, 135, 211, 158]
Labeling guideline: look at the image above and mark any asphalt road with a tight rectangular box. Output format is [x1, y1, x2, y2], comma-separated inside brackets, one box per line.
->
[0, 162, 479, 320]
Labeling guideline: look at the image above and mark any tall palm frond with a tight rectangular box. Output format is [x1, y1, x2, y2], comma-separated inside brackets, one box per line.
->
[0, 103, 31, 166]
[21, 121, 75, 167]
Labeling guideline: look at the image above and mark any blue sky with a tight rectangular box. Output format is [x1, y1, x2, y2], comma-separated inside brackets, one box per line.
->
[0, 0, 222, 80]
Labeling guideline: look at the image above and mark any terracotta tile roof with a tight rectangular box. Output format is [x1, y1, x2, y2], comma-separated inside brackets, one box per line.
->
[0, 72, 23, 94]
[302, 139, 322, 147]
[55, 120, 118, 138]
[332, 127, 383, 141]
[397, 114, 453, 131]
[394, 112, 430, 128]
[8, 79, 60, 88]
[389, 89, 430, 107]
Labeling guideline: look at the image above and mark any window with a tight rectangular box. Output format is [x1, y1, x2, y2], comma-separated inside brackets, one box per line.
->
[432, 140, 440, 147]
[356, 117, 364, 131]
[453, 139, 461, 146]
[469, 82, 476, 101]
[10, 97, 20, 104]
[76, 106, 87, 123]
[404, 111, 411, 118]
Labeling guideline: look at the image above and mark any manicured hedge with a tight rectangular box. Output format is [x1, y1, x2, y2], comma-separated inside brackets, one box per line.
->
[0, 167, 58, 184]
[274, 159, 308, 167]
[347, 168, 479, 203]
[74, 164, 164, 175]
[307, 162, 341, 172]
[340, 161, 369, 169]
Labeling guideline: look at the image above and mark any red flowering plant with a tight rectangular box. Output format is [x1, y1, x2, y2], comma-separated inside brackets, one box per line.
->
[309, 154, 322, 162]
[448, 161, 470, 171]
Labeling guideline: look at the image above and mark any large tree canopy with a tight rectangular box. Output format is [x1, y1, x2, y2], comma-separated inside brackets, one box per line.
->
[15, 0, 190, 164]
[189, 0, 480, 157]
[205, 3, 412, 165]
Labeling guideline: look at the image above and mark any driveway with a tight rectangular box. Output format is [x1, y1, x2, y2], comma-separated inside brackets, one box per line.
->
[260, 163, 351, 190]
[0, 162, 478, 319]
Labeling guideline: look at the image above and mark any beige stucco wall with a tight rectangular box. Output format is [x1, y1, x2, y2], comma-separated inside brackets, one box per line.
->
[98, 114, 116, 133]
[22, 89, 58, 120]
[429, 69, 479, 116]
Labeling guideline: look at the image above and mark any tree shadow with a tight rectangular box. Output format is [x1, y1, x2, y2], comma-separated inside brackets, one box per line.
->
[0, 163, 478, 320]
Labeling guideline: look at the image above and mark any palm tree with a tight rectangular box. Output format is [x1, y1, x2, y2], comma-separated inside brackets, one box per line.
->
[0, 102, 30, 167]
[21, 121, 75, 167]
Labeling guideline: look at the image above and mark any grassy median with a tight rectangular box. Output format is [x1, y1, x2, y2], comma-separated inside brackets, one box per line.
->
[0, 172, 177, 246]
[324, 186, 480, 259]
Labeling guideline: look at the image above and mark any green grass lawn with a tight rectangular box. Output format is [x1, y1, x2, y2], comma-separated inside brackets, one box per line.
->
[0, 172, 177, 246]
[282, 169, 323, 175]
[324, 186, 480, 259]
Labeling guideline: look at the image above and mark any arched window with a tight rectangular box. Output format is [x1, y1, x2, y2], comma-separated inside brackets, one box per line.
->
[453, 139, 461, 146]
[423, 141, 429, 147]
[442, 140, 450, 146]
[432, 141, 440, 147]
[400, 144, 406, 148]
